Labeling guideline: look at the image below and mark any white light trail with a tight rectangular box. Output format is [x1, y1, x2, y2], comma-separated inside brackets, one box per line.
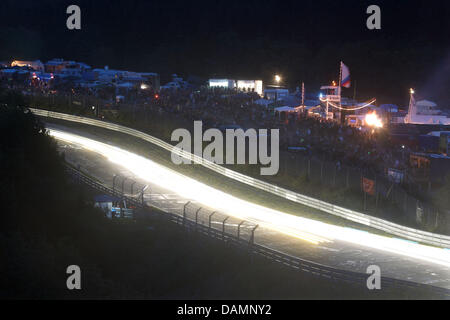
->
[320, 98, 377, 111]
[50, 129, 450, 268]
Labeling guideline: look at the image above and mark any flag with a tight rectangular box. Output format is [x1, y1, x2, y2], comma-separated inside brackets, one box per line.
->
[341, 62, 351, 88]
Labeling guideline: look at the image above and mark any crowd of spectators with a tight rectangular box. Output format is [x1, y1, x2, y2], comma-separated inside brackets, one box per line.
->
[150, 87, 410, 174]
[1, 77, 411, 174]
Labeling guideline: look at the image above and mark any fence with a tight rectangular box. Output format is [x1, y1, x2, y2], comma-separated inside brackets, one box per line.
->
[32, 108, 450, 248]
[66, 164, 450, 296]
[279, 152, 443, 232]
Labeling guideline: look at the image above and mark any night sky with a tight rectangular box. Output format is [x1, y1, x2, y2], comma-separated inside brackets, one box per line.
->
[1, 0, 449, 104]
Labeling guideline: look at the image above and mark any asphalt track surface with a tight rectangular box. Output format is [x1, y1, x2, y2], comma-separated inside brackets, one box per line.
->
[47, 122, 450, 292]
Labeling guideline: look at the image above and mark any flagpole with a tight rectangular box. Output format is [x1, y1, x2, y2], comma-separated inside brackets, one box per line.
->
[301, 82, 305, 107]
[339, 61, 342, 103]
[339, 61, 342, 122]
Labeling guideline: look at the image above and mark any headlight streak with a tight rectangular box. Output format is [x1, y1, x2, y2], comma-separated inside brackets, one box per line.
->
[50, 129, 450, 268]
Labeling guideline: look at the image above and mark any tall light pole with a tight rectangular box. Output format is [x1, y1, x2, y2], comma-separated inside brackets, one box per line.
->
[121, 176, 129, 194]
[130, 181, 137, 195]
[274, 74, 281, 85]
[274, 75, 282, 100]
[406, 88, 415, 124]
[112, 174, 120, 194]
[140, 185, 148, 205]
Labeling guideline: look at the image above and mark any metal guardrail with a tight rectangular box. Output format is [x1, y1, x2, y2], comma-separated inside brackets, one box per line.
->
[66, 165, 450, 296]
[66, 165, 144, 209]
[33, 108, 450, 248]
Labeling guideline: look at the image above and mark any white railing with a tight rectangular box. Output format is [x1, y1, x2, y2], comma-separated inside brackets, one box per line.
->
[31, 108, 450, 248]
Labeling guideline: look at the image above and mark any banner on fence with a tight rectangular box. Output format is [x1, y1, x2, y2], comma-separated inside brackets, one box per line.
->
[362, 177, 375, 195]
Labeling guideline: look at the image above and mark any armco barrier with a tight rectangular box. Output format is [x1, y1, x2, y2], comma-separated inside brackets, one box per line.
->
[32, 108, 450, 248]
[66, 165, 450, 296]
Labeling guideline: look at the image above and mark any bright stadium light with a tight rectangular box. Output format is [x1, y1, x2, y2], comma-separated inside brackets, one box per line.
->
[275, 74, 281, 83]
[49, 129, 450, 267]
